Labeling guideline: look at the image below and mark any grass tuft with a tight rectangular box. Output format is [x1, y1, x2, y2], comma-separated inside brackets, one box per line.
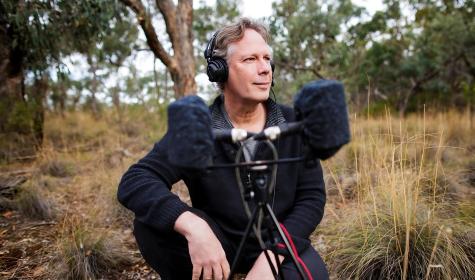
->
[40, 159, 76, 178]
[53, 216, 132, 279]
[323, 110, 475, 280]
[15, 182, 55, 220]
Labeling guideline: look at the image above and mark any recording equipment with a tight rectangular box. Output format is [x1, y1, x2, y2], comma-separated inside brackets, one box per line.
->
[165, 80, 350, 280]
[293, 79, 350, 160]
[253, 122, 303, 140]
[167, 96, 214, 170]
[166, 79, 349, 170]
[213, 128, 250, 143]
[204, 31, 275, 86]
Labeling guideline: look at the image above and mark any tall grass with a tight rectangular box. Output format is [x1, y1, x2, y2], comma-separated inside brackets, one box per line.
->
[322, 109, 475, 279]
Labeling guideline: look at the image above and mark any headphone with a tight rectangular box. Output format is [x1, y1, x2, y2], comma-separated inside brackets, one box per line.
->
[204, 31, 275, 87]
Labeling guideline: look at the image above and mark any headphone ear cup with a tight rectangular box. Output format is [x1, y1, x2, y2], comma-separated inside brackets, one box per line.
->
[207, 57, 228, 83]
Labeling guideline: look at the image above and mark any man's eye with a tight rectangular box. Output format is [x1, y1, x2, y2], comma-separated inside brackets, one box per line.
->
[244, 57, 255, 61]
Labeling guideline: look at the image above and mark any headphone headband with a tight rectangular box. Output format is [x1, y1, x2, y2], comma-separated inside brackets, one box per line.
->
[204, 32, 218, 60]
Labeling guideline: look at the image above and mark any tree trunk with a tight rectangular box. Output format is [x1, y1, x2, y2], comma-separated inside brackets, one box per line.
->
[87, 55, 100, 119]
[0, 26, 25, 133]
[112, 90, 123, 123]
[31, 75, 48, 148]
[0, 25, 38, 160]
[58, 83, 66, 117]
[120, 0, 197, 98]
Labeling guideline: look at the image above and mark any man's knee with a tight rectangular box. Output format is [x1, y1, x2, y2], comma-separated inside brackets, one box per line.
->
[133, 219, 192, 279]
[282, 245, 329, 280]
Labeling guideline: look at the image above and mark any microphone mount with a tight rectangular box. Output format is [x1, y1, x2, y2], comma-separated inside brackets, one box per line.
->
[211, 134, 310, 280]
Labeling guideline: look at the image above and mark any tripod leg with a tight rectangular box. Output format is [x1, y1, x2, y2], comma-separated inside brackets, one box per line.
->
[265, 227, 285, 280]
[262, 249, 281, 279]
[265, 204, 309, 280]
[229, 206, 259, 279]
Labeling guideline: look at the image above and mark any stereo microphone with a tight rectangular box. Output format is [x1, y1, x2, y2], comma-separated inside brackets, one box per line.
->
[294, 80, 350, 160]
[253, 122, 303, 140]
[213, 128, 250, 143]
[167, 96, 214, 170]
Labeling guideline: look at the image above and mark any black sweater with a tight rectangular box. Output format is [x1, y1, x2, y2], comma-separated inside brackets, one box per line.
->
[117, 96, 326, 253]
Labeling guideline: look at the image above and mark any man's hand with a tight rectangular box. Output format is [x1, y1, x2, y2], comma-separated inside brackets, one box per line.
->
[245, 250, 285, 280]
[174, 211, 230, 280]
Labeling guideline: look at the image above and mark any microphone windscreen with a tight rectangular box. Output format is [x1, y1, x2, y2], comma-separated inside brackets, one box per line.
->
[167, 96, 214, 170]
[294, 80, 350, 160]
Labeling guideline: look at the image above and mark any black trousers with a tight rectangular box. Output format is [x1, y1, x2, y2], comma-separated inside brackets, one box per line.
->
[133, 218, 329, 280]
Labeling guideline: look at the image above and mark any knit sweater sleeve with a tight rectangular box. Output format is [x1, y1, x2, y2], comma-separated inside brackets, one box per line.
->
[117, 133, 191, 233]
[281, 159, 326, 239]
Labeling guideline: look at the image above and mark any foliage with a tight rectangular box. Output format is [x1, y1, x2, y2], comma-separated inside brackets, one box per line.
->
[267, 0, 475, 114]
[268, 0, 364, 103]
[193, 0, 241, 68]
[0, 0, 127, 73]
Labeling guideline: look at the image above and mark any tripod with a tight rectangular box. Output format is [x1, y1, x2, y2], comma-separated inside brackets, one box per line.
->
[227, 139, 309, 280]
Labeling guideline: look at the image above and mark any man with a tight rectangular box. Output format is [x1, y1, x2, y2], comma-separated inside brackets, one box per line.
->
[118, 18, 329, 280]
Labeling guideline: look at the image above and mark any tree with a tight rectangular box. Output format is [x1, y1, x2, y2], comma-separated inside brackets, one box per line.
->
[345, 0, 475, 116]
[269, 0, 363, 103]
[0, 1, 125, 159]
[120, 0, 196, 98]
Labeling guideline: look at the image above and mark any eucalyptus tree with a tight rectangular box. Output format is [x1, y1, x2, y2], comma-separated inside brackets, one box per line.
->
[346, 0, 475, 115]
[268, 0, 364, 104]
[0, 1, 127, 158]
[120, 0, 196, 98]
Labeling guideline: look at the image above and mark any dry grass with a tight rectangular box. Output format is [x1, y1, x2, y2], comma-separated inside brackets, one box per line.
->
[14, 181, 56, 220]
[321, 109, 475, 279]
[51, 216, 132, 279]
[1, 107, 473, 279]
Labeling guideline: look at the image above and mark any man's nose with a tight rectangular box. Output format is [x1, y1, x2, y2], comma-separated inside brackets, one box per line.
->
[257, 59, 272, 74]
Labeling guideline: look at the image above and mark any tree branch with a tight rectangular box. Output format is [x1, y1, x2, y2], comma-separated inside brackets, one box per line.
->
[120, 0, 175, 69]
[178, 0, 193, 44]
[156, 0, 179, 54]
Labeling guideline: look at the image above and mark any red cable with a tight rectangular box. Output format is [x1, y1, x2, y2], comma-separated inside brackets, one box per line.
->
[279, 223, 315, 280]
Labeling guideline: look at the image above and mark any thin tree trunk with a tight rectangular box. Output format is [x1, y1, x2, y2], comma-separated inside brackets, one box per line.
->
[87, 55, 100, 119]
[111, 86, 122, 123]
[59, 83, 66, 118]
[31, 75, 48, 148]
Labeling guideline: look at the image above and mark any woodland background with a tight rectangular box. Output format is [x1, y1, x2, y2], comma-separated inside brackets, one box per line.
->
[0, 0, 474, 279]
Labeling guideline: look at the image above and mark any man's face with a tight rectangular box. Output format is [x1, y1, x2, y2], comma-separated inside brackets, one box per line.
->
[224, 29, 272, 103]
